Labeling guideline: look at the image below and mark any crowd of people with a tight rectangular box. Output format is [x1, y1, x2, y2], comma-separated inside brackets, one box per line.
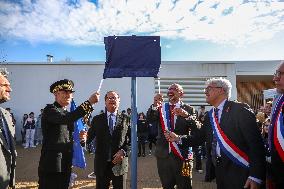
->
[1, 61, 284, 189]
[19, 109, 43, 148]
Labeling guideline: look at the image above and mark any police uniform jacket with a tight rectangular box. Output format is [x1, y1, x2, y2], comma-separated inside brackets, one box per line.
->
[38, 101, 92, 173]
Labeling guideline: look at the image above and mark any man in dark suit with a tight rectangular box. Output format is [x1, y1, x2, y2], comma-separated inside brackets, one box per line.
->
[38, 79, 100, 189]
[270, 61, 284, 188]
[87, 91, 130, 189]
[0, 68, 16, 189]
[147, 83, 201, 189]
[201, 78, 265, 189]
[204, 78, 265, 189]
[168, 78, 266, 189]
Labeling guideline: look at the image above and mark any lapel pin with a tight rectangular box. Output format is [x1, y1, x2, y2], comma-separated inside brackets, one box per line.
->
[226, 107, 230, 112]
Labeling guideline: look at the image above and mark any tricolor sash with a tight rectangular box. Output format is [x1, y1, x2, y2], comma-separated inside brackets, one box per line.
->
[271, 94, 284, 162]
[209, 109, 249, 168]
[159, 103, 193, 161]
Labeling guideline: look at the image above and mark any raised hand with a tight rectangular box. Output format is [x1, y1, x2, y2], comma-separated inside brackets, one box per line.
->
[173, 107, 189, 118]
[154, 93, 163, 107]
[89, 92, 100, 105]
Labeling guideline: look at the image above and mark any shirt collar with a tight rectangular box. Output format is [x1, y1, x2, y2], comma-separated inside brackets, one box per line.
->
[216, 99, 227, 112]
[169, 101, 181, 106]
[107, 111, 117, 117]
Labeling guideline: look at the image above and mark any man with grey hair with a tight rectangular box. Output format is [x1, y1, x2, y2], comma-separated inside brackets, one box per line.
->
[0, 68, 17, 189]
[269, 60, 284, 188]
[202, 77, 265, 189]
[166, 79, 266, 188]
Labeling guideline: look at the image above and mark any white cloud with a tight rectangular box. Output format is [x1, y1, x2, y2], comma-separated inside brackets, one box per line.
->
[0, 0, 284, 46]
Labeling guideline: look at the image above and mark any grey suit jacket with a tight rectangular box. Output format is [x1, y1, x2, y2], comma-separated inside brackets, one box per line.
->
[0, 107, 17, 189]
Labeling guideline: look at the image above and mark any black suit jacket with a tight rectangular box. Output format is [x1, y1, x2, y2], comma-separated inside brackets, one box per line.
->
[87, 112, 130, 177]
[270, 105, 284, 185]
[38, 101, 93, 173]
[147, 102, 200, 159]
[203, 101, 266, 187]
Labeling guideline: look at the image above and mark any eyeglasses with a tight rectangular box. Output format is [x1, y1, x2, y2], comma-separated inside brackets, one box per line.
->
[0, 83, 10, 87]
[204, 86, 222, 93]
[274, 70, 284, 78]
[106, 96, 119, 100]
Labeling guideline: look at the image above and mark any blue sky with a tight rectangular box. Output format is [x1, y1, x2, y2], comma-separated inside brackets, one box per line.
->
[1, 0, 284, 62]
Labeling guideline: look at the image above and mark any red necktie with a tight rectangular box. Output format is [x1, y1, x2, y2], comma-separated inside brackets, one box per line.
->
[170, 104, 175, 131]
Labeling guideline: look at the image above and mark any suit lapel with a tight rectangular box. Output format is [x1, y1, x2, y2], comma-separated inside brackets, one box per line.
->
[103, 113, 111, 135]
[175, 101, 184, 125]
[113, 112, 121, 135]
[0, 108, 13, 153]
[0, 129, 9, 149]
[3, 109, 15, 136]
[220, 100, 232, 129]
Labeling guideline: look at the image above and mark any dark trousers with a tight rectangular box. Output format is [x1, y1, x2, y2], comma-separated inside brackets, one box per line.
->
[205, 157, 215, 182]
[138, 142, 145, 155]
[148, 135, 157, 150]
[193, 146, 202, 170]
[96, 162, 123, 189]
[156, 154, 192, 189]
[38, 171, 71, 189]
[271, 155, 284, 189]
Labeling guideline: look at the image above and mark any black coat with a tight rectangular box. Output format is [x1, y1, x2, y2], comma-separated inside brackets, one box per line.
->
[137, 119, 148, 138]
[201, 101, 266, 189]
[87, 112, 130, 177]
[147, 102, 200, 159]
[146, 102, 200, 189]
[270, 106, 284, 186]
[38, 101, 93, 173]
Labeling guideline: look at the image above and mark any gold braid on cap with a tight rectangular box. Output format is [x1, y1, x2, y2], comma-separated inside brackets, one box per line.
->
[80, 101, 93, 114]
[52, 83, 73, 93]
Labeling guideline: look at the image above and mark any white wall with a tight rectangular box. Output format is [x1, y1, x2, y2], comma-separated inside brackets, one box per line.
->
[160, 62, 237, 99]
[2, 60, 277, 140]
[236, 60, 279, 75]
[3, 63, 154, 139]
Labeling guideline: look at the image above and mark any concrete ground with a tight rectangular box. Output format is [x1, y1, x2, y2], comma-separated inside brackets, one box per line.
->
[15, 144, 217, 189]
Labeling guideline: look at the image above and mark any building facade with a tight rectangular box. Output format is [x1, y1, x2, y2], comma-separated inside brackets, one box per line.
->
[2, 60, 277, 140]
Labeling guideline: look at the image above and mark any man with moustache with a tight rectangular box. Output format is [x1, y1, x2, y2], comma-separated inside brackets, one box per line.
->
[168, 78, 266, 189]
[0, 68, 16, 189]
[269, 60, 284, 188]
[38, 79, 100, 189]
[87, 91, 130, 189]
[147, 83, 201, 189]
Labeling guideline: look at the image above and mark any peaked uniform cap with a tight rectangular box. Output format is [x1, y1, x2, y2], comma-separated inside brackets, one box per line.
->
[50, 79, 75, 93]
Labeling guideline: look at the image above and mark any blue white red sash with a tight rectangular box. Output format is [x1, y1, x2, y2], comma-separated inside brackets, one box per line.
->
[271, 94, 284, 162]
[209, 109, 249, 168]
[159, 103, 193, 160]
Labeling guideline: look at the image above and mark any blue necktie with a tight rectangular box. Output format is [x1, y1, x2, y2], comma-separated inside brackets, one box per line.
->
[211, 108, 219, 166]
[109, 113, 114, 134]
